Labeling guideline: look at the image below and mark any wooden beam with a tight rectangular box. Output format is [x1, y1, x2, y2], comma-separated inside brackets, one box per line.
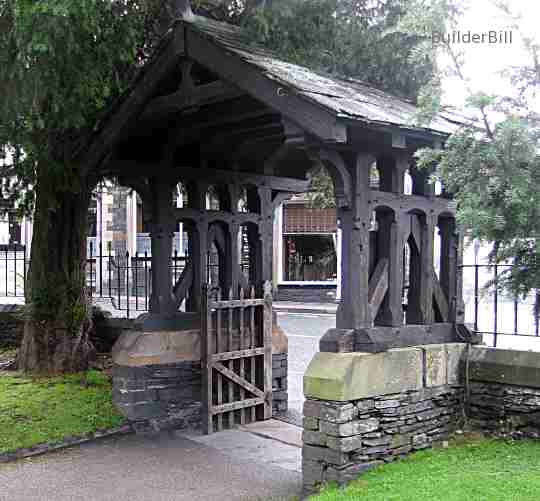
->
[173, 260, 193, 308]
[368, 258, 389, 320]
[83, 27, 185, 175]
[211, 347, 265, 362]
[142, 80, 245, 120]
[213, 362, 265, 398]
[108, 162, 309, 193]
[433, 269, 449, 322]
[211, 397, 265, 415]
[410, 214, 422, 251]
[369, 190, 457, 217]
[170, 166, 309, 193]
[184, 25, 347, 143]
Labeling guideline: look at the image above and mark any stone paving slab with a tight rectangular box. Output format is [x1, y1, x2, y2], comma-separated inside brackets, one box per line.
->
[183, 424, 301, 474]
[239, 419, 302, 448]
[1, 428, 301, 501]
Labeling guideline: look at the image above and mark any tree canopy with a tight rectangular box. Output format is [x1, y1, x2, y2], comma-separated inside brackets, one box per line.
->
[402, 0, 540, 304]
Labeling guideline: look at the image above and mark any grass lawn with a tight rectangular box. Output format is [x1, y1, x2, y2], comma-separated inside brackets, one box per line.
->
[0, 369, 124, 454]
[312, 438, 540, 501]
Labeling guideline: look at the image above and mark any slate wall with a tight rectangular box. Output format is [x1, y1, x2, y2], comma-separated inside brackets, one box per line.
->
[303, 385, 463, 489]
[0, 305, 23, 349]
[112, 352, 288, 433]
[301, 343, 466, 494]
[466, 346, 540, 438]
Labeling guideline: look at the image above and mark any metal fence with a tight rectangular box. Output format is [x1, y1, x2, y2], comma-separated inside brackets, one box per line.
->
[461, 262, 539, 348]
[1, 246, 538, 346]
[0, 244, 203, 318]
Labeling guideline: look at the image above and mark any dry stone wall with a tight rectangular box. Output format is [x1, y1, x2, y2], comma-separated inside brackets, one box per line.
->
[466, 346, 540, 438]
[301, 343, 467, 493]
[303, 386, 463, 488]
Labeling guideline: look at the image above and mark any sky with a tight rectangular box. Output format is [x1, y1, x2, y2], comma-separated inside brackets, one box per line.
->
[442, 0, 539, 112]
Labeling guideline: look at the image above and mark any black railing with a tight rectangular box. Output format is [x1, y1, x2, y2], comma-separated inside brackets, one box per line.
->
[461, 262, 539, 348]
[3, 245, 537, 344]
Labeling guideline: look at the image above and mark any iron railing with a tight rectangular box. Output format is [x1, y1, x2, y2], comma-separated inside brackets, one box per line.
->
[2, 245, 537, 345]
[0, 243, 217, 318]
[461, 262, 539, 348]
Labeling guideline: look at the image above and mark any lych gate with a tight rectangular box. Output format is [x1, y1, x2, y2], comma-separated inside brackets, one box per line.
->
[104, 1, 473, 451]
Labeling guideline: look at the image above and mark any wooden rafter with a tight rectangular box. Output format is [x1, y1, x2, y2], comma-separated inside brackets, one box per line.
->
[142, 80, 245, 120]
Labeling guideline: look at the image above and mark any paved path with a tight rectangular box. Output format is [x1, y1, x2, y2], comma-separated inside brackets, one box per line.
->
[277, 312, 335, 413]
[1, 421, 302, 501]
[1, 311, 333, 500]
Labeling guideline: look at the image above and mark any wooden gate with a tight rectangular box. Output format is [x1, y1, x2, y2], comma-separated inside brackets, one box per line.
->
[201, 281, 272, 434]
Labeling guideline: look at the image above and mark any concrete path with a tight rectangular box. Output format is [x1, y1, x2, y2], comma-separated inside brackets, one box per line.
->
[1, 420, 302, 501]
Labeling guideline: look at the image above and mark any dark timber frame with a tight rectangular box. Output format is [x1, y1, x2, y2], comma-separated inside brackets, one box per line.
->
[91, 3, 471, 431]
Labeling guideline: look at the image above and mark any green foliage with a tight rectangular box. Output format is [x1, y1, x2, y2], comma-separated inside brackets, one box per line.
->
[306, 166, 336, 209]
[411, 0, 540, 304]
[0, 370, 124, 453]
[242, 0, 438, 102]
[417, 116, 540, 301]
[0, 0, 160, 204]
[313, 438, 540, 501]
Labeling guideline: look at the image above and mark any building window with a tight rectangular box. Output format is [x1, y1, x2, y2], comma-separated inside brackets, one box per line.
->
[283, 234, 337, 282]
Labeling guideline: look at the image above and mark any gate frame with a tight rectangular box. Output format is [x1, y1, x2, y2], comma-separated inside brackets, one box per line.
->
[201, 281, 273, 434]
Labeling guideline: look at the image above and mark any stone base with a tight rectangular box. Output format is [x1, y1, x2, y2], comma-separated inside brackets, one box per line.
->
[302, 343, 468, 493]
[303, 385, 463, 491]
[113, 362, 202, 433]
[111, 313, 289, 432]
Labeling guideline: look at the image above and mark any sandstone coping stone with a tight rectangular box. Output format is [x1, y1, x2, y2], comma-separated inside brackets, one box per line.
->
[112, 323, 288, 367]
[424, 344, 448, 388]
[468, 346, 540, 388]
[303, 348, 424, 401]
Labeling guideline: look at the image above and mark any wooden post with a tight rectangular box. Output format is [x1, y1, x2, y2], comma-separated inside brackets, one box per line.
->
[440, 217, 458, 321]
[263, 280, 273, 419]
[201, 284, 213, 434]
[258, 186, 274, 291]
[375, 211, 403, 326]
[189, 180, 209, 312]
[149, 177, 176, 315]
[419, 215, 436, 324]
[228, 222, 240, 297]
[336, 152, 374, 330]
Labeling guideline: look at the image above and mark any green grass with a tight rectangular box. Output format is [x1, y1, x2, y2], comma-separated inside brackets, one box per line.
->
[312, 438, 540, 501]
[0, 370, 124, 454]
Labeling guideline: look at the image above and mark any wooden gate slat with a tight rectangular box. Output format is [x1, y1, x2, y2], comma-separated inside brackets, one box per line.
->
[211, 347, 265, 362]
[214, 362, 265, 398]
[263, 281, 273, 420]
[201, 280, 272, 433]
[212, 397, 265, 415]
[201, 285, 213, 434]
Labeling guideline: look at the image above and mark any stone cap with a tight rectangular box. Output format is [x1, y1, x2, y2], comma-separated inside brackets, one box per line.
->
[304, 343, 467, 401]
[469, 346, 540, 389]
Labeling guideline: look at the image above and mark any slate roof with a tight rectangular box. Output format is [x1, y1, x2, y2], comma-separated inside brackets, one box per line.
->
[188, 15, 469, 137]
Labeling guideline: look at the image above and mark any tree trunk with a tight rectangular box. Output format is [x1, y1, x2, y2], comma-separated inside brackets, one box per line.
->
[18, 174, 95, 374]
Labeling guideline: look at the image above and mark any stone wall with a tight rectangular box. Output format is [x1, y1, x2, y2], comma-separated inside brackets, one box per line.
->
[0, 304, 128, 352]
[110, 320, 288, 432]
[303, 386, 463, 488]
[466, 346, 540, 438]
[302, 344, 467, 493]
[272, 353, 288, 414]
[113, 362, 202, 433]
[0, 305, 23, 349]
